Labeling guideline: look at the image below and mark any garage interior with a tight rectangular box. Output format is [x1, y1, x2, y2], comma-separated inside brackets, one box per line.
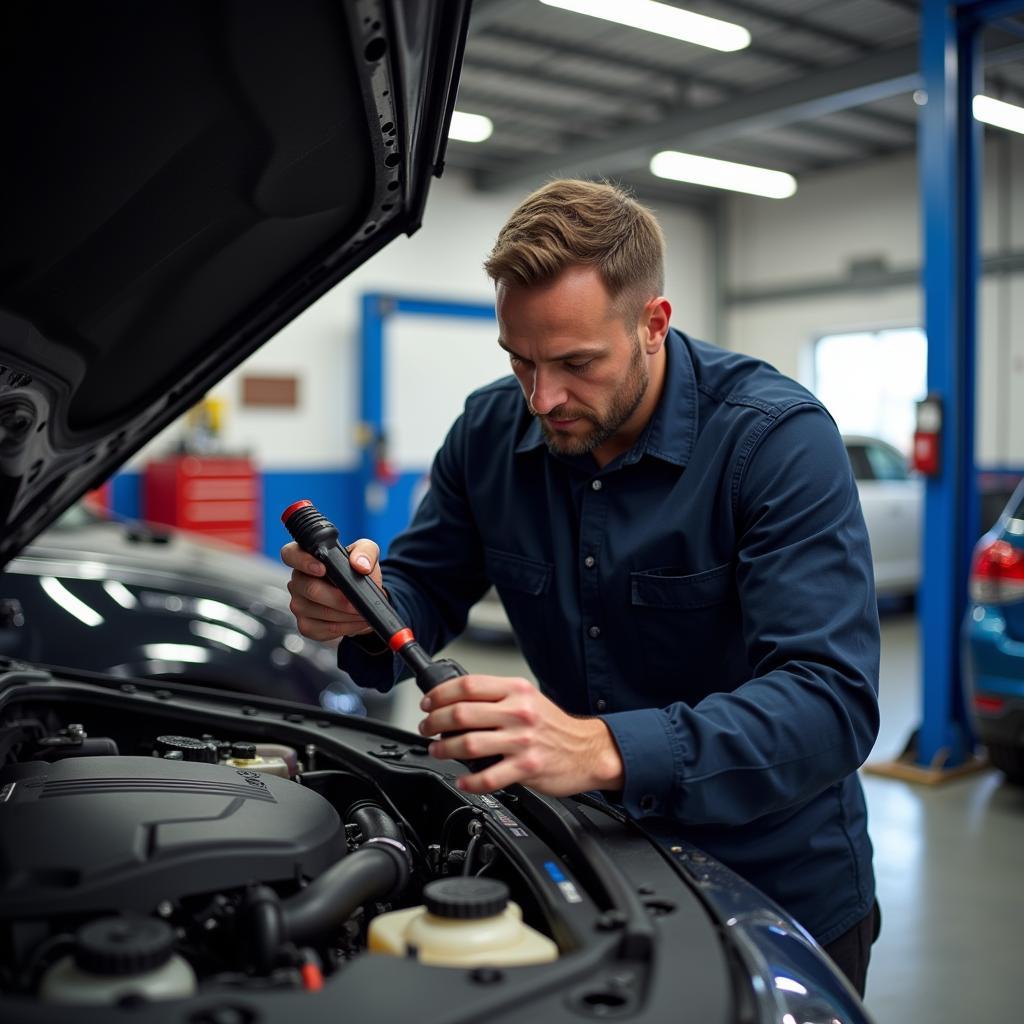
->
[73, 1, 1023, 1021]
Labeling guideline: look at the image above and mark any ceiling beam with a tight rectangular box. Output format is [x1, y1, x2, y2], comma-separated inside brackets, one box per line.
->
[461, 54, 679, 106]
[474, 43, 922, 191]
[707, 0, 874, 52]
[475, 27, 730, 98]
[472, 26, 917, 140]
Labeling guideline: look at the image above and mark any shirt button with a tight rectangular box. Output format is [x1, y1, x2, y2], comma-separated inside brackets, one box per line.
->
[584, 555, 596, 569]
[640, 795, 656, 813]
[588, 625, 601, 639]
[595, 699, 608, 712]
[591, 479, 603, 491]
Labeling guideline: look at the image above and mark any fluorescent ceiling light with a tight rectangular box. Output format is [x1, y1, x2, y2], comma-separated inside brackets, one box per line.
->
[650, 150, 797, 199]
[973, 94, 1024, 135]
[540, 0, 750, 52]
[449, 111, 493, 143]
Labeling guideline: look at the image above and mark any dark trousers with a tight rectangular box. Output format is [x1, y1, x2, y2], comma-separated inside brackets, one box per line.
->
[823, 900, 881, 998]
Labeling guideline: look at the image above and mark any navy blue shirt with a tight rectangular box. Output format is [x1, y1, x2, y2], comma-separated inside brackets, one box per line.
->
[340, 328, 880, 945]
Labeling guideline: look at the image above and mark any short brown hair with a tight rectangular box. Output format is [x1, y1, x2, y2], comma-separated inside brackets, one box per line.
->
[484, 179, 666, 325]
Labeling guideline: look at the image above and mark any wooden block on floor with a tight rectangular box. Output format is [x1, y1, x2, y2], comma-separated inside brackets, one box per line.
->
[863, 753, 990, 785]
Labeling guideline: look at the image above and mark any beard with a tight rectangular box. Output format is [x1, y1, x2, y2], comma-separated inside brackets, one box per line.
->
[534, 338, 649, 457]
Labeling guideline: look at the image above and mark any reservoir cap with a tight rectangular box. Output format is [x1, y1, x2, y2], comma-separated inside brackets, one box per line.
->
[155, 735, 217, 763]
[424, 878, 509, 920]
[74, 916, 175, 976]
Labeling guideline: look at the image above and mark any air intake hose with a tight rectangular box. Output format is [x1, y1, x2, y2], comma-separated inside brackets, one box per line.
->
[280, 803, 410, 947]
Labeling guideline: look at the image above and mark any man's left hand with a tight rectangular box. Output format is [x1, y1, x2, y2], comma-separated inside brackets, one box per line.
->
[418, 674, 624, 796]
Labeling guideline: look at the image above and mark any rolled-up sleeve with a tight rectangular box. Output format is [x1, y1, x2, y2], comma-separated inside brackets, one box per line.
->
[603, 405, 880, 825]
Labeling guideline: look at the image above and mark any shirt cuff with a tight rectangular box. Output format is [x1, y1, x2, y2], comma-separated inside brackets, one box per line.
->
[349, 631, 389, 656]
[601, 707, 682, 819]
[336, 633, 401, 693]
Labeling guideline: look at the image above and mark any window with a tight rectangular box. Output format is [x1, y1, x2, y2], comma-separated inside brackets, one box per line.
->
[845, 444, 872, 482]
[865, 441, 909, 481]
[813, 328, 927, 455]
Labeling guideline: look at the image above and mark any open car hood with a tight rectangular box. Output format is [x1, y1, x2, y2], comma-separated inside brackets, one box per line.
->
[0, 0, 469, 567]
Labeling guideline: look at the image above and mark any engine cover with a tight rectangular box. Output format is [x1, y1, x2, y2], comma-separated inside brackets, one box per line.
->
[0, 756, 345, 919]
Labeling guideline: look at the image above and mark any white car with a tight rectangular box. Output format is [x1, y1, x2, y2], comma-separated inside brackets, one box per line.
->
[842, 435, 923, 599]
[468, 434, 921, 642]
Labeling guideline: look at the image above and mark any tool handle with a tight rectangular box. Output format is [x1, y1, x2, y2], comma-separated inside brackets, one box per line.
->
[282, 499, 409, 649]
[282, 500, 498, 773]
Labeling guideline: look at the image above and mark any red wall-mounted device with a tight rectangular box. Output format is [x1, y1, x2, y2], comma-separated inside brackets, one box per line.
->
[912, 394, 943, 477]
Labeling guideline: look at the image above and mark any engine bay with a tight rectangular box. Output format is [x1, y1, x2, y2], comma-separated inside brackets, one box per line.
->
[0, 664, 609, 1006]
[0, 705, 572, 1003]
[0, 664, 739, 1023]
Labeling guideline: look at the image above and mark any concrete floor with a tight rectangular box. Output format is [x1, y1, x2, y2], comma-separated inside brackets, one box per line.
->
[383, 613, 1023, 1023]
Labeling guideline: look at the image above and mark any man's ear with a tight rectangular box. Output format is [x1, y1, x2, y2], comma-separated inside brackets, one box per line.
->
[642, 297, 672, 353]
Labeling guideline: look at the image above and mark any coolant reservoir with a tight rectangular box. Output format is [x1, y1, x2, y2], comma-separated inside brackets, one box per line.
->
[39, 916, 196, 1005]
[368, 878, 558, 967]
[220, 741, 290, 779]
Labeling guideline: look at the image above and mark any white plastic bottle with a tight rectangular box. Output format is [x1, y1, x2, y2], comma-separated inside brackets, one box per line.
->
[39, 916, 196, 1005]
[368, 877, 558, 967]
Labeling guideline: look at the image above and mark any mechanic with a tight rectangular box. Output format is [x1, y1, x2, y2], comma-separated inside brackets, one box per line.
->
[282, 179, 881, 995]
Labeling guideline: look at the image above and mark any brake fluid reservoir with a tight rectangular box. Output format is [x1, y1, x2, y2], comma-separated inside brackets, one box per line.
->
[368, 878, 558, 967]
[39, 916, 196, 1005]
[220, 741, 289, 779]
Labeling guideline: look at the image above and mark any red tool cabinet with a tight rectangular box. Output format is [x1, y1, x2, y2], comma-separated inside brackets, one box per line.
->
[144, 456, 260, 551]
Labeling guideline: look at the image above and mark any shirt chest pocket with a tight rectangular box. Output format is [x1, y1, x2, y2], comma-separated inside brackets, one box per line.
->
[629, 563, 744, 700]
[484, 547, 553, 596]
[630, 563, 733, 609]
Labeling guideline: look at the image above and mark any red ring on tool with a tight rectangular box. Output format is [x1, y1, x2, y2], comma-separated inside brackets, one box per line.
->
[300, 962, 324, 991]
[281, 499, 313, 524]
[388, 627, 415, 652]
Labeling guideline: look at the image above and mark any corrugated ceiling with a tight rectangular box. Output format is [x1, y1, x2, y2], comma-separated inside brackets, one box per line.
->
[449, 0, 1024, 205]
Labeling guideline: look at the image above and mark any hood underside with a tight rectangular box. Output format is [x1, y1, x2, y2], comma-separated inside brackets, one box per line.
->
[0, 0, 469, 567]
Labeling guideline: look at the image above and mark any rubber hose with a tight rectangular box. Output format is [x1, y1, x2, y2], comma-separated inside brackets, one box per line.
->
[347, 800, 404, 845]
[245, 885, 285, 973]
[281, 843, 409, 945]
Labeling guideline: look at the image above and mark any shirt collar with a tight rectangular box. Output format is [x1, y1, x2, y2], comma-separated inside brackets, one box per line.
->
[626, 327, 698, 468]
[513, 328, 698, 467]
[514, 413, 546, 455]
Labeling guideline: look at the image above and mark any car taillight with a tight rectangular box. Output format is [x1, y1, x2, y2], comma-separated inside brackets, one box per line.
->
[969, 537, 1024, 604]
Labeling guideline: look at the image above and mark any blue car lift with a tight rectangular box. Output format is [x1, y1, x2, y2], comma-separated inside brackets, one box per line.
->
[874, 0, 1024, 781]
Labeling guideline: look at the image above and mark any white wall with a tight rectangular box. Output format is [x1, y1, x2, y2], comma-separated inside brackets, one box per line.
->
[724, 135, 1024, 466]
[130, 171, 714, 471]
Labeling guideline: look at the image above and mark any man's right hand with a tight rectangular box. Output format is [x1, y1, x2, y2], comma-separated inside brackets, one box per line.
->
[280, 538, 383, 642]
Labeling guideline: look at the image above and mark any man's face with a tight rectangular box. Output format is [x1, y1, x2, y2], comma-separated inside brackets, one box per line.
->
[495, 265, 662, 461]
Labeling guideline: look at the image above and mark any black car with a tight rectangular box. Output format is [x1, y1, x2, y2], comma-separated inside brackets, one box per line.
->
[0, 4, 870, 1022]
[0, 502, 368, 714]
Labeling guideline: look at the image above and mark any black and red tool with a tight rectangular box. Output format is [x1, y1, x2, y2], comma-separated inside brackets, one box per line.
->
[280, 500, 469, 696]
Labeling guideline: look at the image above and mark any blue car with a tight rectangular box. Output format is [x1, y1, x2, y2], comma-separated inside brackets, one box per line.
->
[964, 480, 1024, 783]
